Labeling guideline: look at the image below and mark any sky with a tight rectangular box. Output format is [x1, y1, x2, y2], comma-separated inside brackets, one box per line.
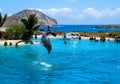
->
[0, 0, 120, 24]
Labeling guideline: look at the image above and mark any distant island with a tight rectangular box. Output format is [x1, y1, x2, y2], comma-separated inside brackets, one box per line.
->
[95, 25, 120, 28]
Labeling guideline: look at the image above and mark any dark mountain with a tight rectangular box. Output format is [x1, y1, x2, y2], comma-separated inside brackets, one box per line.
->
[4, 9, 57, 26]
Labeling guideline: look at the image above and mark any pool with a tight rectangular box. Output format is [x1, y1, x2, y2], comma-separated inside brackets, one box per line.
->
[0, 39, 120, 84]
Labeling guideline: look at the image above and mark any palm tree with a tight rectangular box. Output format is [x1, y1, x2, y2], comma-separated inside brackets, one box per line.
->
[16, 14, 41, 46]
[0, 13, 7, 27]
[21, 14, 41, 40]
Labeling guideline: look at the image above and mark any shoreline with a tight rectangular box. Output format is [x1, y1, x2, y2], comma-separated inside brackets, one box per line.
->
[0, 34, 116, 46]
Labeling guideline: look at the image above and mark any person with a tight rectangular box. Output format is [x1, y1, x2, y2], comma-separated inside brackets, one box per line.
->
[78, 35, 81, 40]
[63, 33, 67, 40]
[47, 26, 50, 31]
[64, 40, 67, 44]
[35, 35, 37, 38]
[4, 42, 8, 46]
[63, 33, 67, 44]
[9, 42, 12, 46]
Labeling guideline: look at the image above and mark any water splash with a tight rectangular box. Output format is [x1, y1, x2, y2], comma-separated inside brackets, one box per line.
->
[71, 40, 78, 48]
[32, 61, 52, 71]
[40, 62, 52, 67]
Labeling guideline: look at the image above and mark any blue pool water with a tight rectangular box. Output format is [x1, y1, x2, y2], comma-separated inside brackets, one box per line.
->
[0, 39, 120, 84]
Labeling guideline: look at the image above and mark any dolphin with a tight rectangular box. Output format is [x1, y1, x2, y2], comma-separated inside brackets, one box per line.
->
[41, 31, 56, 54]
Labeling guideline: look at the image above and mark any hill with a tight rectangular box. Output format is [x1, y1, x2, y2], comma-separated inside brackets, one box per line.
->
[4, 9, 57, 26]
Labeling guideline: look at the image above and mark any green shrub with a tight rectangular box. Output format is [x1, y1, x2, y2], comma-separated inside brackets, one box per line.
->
[5, 25, 25, 40]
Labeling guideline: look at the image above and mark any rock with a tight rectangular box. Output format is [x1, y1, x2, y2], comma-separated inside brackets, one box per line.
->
[4, 42, 8, 46]
[100, 37, 106, 42]
[4, 9, 57, 26]
[89, 36, 94, 40]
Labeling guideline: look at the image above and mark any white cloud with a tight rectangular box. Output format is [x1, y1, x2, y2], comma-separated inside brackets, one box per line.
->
[29, 8, 35, 10]
[66, 0, 78, 4]
[28, 7, 120, 24]
[108, 8, 120, 17]
[31, 8, 74, 17]
[82, 7, 120, 18]
[31, 7, 120, 19]
[0, 8, 2, 12]
[83, 7, 102, 18]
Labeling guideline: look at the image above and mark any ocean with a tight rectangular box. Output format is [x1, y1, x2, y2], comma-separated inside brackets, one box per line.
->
[40, 25, 120, 32]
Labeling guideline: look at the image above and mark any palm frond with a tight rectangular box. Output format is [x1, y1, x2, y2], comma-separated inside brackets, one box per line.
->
[0, 13, 2, 25]
[28, 14, 35, 29]
[21, 19, 28, 29]
[0, 13, 7, 27]
[1, 14, 7, 26]
[33, 25, 41, 31]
